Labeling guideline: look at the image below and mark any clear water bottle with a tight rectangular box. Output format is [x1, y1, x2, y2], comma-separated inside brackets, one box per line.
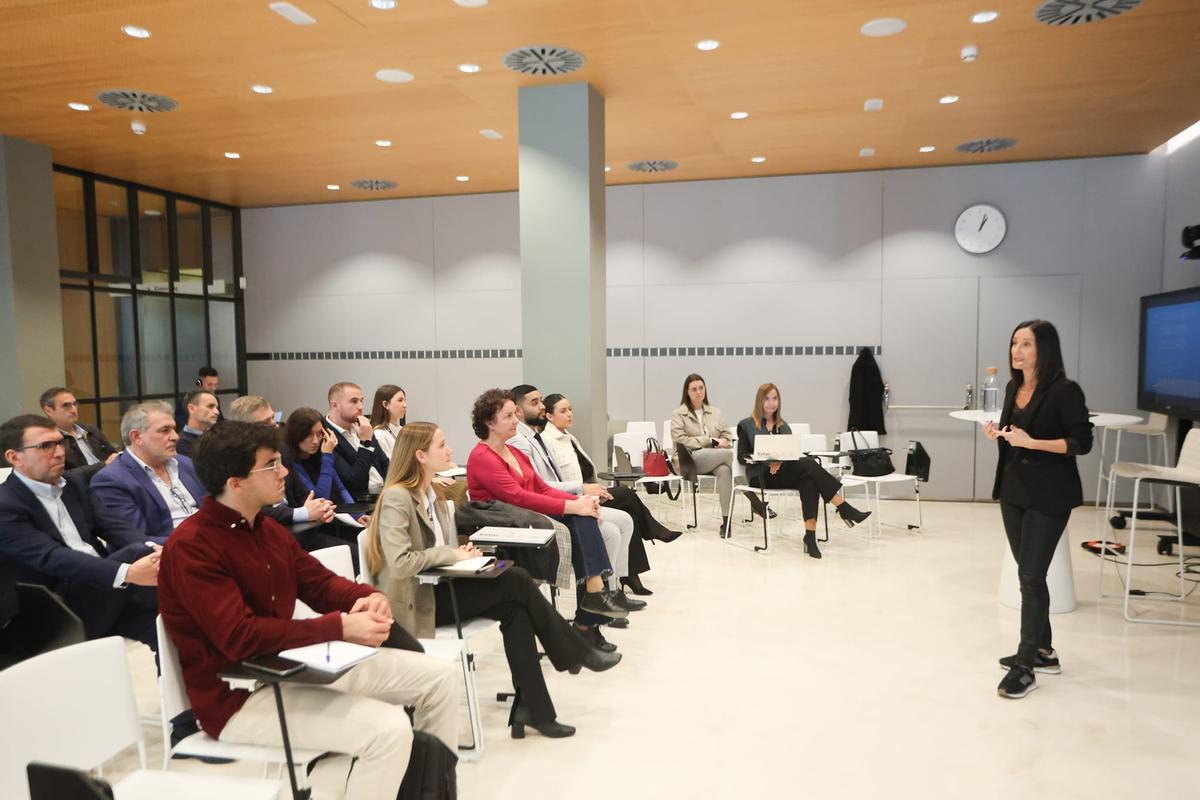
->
[981, 367, 1000, 412]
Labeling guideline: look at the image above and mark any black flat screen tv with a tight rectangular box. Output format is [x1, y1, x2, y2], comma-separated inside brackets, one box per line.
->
[1138, 286, 1200, 421]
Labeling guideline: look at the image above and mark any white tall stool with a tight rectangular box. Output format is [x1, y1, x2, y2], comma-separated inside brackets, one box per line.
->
[998, 532, 1077, 613]
[1109, 412, 1173, 511]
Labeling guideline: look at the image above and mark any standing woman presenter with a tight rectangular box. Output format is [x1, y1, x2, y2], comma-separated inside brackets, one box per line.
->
[984, 319, 1092, 700]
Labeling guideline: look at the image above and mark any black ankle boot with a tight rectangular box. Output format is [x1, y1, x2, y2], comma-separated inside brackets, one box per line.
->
[803, 530, 823, 559]
[510, 705, 576, 739]
[836, 501, 871, 528]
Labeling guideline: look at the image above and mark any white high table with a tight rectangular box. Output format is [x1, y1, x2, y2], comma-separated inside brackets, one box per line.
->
[949, 409, 1143, 614]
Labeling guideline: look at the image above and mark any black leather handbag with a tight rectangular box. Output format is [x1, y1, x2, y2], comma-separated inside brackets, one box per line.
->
[846, 430, 894, 477]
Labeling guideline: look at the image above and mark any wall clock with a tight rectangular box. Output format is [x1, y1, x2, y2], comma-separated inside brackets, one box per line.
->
[955, 204, 1007, 254]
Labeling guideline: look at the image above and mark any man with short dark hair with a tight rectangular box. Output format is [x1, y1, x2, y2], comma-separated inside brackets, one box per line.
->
[0, 414, 159, 648]
[176, 390, 220, 458]
[159, 421, 457, 797]
[325, 381, 388, 496]
[176, 367, 222, 430]
[39, 387, 120, 479]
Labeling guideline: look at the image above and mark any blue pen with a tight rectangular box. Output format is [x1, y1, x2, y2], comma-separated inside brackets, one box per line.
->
[326, 642, 331, 663]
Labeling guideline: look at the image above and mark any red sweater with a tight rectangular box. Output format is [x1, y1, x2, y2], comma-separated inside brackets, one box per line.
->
[158, 497, 374, 736]
[466, 442, 575, 517]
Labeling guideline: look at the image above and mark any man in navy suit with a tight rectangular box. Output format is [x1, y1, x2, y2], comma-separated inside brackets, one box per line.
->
[91, 401, 207, 542]
[323, 381, 389, 497]
[0, 415, 160, 647]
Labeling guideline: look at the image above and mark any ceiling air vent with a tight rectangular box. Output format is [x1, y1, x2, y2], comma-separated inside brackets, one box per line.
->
[627, 160, 678, 173]
[1035, 0, 1142, 26]
[956, 137, 1017, 154]
[96, 89, 177, 113]
[503, 46, 586, 76]
[350, 179, 398, 190]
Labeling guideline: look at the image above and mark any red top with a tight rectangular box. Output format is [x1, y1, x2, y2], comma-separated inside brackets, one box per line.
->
[466, 442, 575, 517]
[158, 496, 374, 736]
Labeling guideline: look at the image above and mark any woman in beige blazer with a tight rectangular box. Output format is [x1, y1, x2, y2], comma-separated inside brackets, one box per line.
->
[365, 422, 618, 740]
[669, 373, 735, 530]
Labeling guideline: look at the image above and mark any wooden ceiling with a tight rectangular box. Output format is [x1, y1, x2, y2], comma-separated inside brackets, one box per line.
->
[2, 0, 1198, 208]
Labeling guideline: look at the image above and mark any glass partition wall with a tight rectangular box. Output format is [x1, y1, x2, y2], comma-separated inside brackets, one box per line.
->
[53, 166, 245, 438]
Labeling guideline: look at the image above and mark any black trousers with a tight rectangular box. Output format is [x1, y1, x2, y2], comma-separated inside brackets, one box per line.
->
[433, 566, 591, 723]
[604, 485, 672, 576]
[750, 457, 843, 521]
[999, 501, 1070, 668]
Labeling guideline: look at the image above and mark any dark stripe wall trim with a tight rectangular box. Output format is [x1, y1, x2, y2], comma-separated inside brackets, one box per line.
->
[246, 345, 881, 362]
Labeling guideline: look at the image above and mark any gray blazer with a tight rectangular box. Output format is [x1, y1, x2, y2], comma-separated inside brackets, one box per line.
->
[372, 485, 457, 639]
[508, 422, 585, 494]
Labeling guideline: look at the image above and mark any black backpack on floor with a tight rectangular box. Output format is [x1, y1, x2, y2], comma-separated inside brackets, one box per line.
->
[397, 730, 458, 800]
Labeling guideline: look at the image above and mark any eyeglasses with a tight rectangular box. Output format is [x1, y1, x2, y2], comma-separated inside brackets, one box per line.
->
[20, 438, 66, 454]
[249, 458, 285, 475]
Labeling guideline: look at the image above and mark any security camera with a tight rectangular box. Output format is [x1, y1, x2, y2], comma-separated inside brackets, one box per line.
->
[961, 45, 979, 63]
[130, 120, 146, 135]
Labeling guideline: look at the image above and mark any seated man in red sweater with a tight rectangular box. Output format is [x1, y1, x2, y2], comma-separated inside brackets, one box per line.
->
[158, 420, 457, 799]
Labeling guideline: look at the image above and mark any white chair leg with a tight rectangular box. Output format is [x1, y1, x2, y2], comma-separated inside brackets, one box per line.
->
[460, 647, 485, 761]
[1123, 478, 1141, 623]
[1176, 486, 1186, 600]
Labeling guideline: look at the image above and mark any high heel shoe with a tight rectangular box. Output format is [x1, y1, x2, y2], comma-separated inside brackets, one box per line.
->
[510, 705, 576, 739]
[803, 530, 823, 559]
[648, 528, 684, 543]
[620, 575, 653, 596]
[836, 501, 871, 528]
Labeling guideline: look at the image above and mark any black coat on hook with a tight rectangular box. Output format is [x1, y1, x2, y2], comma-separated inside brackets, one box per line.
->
[847, 347, 886, 434]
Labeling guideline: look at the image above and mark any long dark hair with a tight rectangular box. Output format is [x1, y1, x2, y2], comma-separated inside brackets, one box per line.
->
[284, 407, 325, 457]
[1009, 319, 1066, 388]
[369, 384, 405, 429]
[679, 373, 708, 410]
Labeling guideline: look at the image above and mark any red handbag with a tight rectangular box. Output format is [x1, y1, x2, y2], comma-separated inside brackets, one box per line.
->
[642, 438, 670, 476]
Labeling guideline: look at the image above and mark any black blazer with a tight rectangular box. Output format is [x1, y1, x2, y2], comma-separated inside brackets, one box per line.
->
[0, 472, 150, 596]
[61, 424, 120, 480]
[991, 375, 1094, 513]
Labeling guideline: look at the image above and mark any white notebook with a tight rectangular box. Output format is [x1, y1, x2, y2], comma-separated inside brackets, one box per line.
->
[469, 527, 555, 547]
[279, 641, 378, 673]
[334, 512, 365, 528]
[437, 555, 498, 574]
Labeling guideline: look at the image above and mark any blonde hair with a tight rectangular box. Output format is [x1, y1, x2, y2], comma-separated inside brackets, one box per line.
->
[750, 383, 785, 431]
[363, 421, 446, 578]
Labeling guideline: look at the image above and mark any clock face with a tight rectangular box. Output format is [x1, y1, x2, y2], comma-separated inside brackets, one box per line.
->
[955, 204, 1007, 254]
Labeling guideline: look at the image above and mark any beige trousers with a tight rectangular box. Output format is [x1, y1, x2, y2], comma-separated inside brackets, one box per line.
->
[219, 647, 458, 800]
[690, 447, 734, 516]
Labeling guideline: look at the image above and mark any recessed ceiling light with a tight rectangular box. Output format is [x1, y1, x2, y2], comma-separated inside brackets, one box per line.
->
[224, 152, 240, 159]
[375, 139, 392, 147]
[269, 2, 316, 25]
[456, 176, 470, 182]
[971, 10, 999, 23]
[750, 156, 766, 163]
[143, 209, 162, 217]
[604, 165, 611, 172]
[130, 120, 146, 135]
[695, 39, 720, 51]
[121, 24, 151, 38]
[859, 148, 875, 157]
[326, 184, 340, 190]
[370, 0, 396, 8]
[730, 111, 749, 120]
[919, 145, 936, 153]
[251, 84, 273, 94]
[454, 0, 488, 6]
[860, 18, 906, 37]
[864, 98, 884, 112]
[479, 128, 503, 140]
[458, 63, 480, 73]
[68, 102, 90, 112]
[939, 95, 960, 105]
[375, 68, 414, 83]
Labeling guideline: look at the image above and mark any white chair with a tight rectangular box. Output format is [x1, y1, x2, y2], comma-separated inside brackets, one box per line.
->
[625, 421, 657, 435]
[355, 528, 493, 760]
[155, 617, 327, 772]
[835, 431, 922, 537]
[0, 636, 280, 800]
[1110, 412, 1173, 511]
[661, 421, 674, 453]
[0, 466, 11, 482]
[612, 430, 684, 498]
[724, 453, 792, 554]
[292, 544, 356, 619]
[1101, 428, 1200, 627]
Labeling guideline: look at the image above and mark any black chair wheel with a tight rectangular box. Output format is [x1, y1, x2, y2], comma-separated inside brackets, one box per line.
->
[1157, 538, 1173, 556]
[1109, 515, 1126, 530]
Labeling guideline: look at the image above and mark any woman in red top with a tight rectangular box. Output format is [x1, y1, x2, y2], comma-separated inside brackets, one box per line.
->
[466, 388, 629, 619]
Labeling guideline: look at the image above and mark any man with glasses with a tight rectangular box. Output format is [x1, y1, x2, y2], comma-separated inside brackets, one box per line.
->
[39, 387, 120, 481]
[92, 402, 206, 542]
[0, 414, 160, 648]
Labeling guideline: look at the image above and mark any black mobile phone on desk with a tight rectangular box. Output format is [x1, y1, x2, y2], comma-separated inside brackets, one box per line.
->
[242, 655, 304, 677]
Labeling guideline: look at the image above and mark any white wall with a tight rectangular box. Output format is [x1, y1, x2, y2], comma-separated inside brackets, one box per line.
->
[243, 155, 1167, 500]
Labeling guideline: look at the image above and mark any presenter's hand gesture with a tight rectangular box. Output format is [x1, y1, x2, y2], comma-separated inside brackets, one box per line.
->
[999, 425, 1033, 450]
[982, 420, 1003, 441]
[341, 610, 391, 647]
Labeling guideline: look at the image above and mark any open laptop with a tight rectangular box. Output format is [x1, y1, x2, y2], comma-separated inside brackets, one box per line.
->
[751, 433, 804, 461]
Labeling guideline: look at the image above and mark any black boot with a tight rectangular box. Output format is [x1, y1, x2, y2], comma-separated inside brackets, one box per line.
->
[611, 589, 647, 612]
[803, 530, 823, 559]
[620, 575, 653, 596]
[580, 590, 629, 618]
[836, 501, 871, 528]
[721, 517, 730, 537]
[510, 705, 576, 739]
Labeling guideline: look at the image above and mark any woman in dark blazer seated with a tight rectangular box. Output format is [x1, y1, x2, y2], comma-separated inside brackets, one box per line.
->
[984, 319, 1092, 700]
[735, 383, 869, 559]
[366, 422, 619, 740]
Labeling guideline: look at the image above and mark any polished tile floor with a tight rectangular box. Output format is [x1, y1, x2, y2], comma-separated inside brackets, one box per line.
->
[118, 494, 1200, 799]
